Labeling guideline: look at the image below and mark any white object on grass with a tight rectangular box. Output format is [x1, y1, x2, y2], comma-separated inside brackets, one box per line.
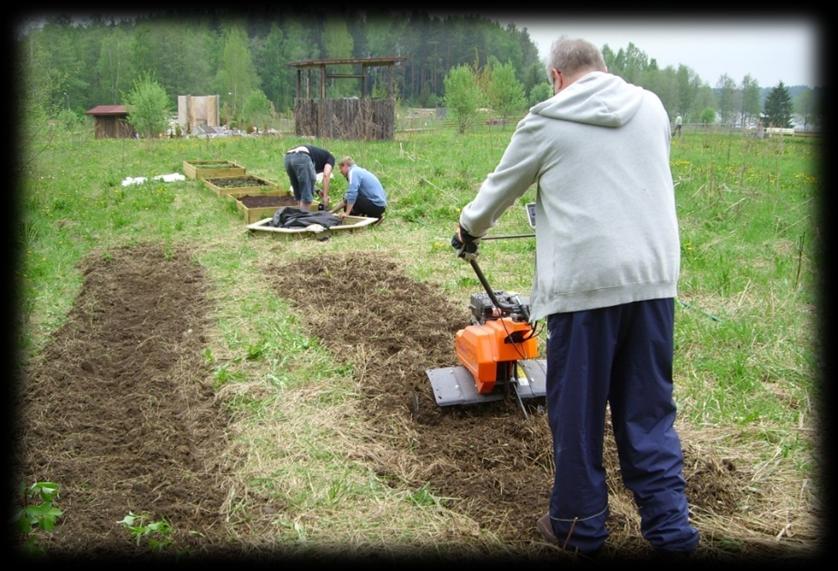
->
[153, 172, 187, 182]
[121, 176, 148, 186]
[121, 173, 186, 186]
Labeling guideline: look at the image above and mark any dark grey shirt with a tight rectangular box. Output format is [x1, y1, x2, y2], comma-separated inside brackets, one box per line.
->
[302, 145, 336, 174]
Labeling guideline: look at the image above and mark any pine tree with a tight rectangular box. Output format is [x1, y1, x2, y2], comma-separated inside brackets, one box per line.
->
[763, 81, 793, 128]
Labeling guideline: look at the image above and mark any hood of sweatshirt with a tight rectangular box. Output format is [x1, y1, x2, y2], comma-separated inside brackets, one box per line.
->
[530, 71, 645, 128]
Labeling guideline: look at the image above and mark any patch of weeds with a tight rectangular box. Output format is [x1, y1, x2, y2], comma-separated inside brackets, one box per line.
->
[325, 478, 354, 506]
[14, 481, 64, 555]
[213, 364, 245, 389]
[408, 484, 442, 508]
[335, 363, 354, 377]
[246, 341, 266, 361]
[202, 347, 215, 365]
[112, 212, 130, 229]
[118, 512, 174, 552]
[51, 198, 69, 213]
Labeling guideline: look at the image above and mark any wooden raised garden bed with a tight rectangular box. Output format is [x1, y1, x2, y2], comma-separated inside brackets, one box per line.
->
[246, 214, 379, 239]
[234, 194, 308, 224]
[203, 175, 283, 198]
[183, 160, 246, 180]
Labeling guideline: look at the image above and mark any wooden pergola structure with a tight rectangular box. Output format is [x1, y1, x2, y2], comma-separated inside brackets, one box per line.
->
[288, 56, 406, 140]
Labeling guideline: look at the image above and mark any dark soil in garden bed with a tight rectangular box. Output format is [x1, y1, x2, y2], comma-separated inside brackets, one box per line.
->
[14, 243, 233, 556]
[239, 195, 298, 208]
[267, 253, 756, 556]
[208, 176, 268, 187]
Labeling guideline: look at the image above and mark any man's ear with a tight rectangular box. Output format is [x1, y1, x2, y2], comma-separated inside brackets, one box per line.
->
[551, 67, 562, 94]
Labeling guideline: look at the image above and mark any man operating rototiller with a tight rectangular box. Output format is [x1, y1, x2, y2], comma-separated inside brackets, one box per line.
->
[436, 36, 699, 557]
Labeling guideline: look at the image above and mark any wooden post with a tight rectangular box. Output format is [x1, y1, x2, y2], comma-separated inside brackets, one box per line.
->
[389, 64, 395, 98]
[296, 69, 301, 99]
[187, 96, 195, 132]
[361, 64, 368, 98]
[320, 64, 326, 100]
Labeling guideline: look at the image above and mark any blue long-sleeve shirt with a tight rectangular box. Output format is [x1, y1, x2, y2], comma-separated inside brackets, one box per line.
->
[345, 165, 387, 207]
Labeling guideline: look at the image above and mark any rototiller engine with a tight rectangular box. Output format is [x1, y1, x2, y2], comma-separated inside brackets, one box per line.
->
[426, 210, 547, 414]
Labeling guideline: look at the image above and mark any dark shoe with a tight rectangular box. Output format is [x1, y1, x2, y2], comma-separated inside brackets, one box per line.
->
[537, 513, 559, 545]
[537, 513, 604, 559]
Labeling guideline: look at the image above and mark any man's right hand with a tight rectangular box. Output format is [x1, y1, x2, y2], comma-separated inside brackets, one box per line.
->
[451, 224, 479, 260]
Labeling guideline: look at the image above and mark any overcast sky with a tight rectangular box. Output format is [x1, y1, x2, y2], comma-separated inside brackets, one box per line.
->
[489, 15, 821, 88]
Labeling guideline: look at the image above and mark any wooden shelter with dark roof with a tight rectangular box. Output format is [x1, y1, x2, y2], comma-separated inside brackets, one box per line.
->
[85, 105, 136, 139]
[289, 56, 406, 140]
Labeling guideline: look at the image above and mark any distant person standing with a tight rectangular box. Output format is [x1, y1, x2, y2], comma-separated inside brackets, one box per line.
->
[337, 156, 387, 219]
[673, 114, 683, 137]
[284, 144, 335, 211]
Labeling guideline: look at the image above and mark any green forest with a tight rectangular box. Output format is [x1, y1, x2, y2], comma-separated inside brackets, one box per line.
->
[18, 11, 822, 130]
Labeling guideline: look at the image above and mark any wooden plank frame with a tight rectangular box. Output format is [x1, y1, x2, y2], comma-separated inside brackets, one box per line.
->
[229, 196, 322, 224]
[202, 174, 283, 198]
[246, 215, 379, 239]
[183, 160, 246, 180]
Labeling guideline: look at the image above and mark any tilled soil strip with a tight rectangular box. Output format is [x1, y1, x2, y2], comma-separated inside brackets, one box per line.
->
[267, 253, 750, 555]
[15, 243, 232, 556]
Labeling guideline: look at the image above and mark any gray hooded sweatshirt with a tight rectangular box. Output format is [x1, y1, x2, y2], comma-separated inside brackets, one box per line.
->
[459, 71, 679, 321]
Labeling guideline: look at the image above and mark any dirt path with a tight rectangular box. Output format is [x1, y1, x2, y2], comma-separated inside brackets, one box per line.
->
[15, 243, 232, 556]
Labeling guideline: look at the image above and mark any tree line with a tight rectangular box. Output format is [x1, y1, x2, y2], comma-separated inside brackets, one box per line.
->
[600, 42, 820, 129]
[18, 12, 542, 125]
[18, 12, 820, 131]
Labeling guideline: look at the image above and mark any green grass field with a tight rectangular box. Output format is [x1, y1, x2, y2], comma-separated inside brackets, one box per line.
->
[17, 122, 821, 552]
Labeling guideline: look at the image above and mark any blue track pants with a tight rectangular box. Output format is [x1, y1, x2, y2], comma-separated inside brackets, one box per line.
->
[545, 298, 699, 553]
